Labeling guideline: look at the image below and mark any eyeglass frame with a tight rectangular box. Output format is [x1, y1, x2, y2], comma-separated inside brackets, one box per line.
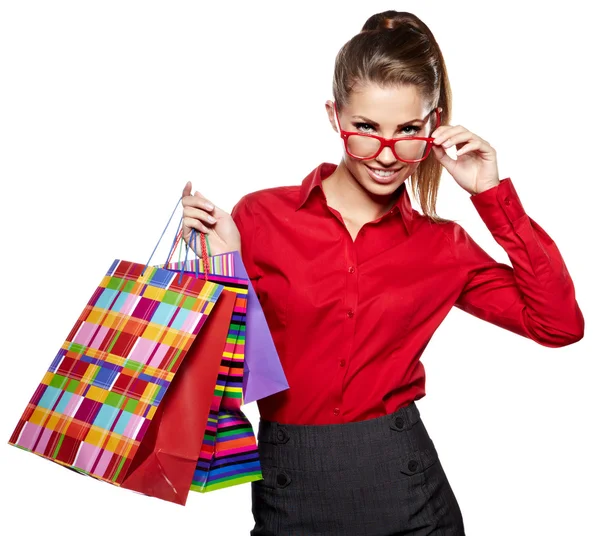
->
[333, 101, 443, 163]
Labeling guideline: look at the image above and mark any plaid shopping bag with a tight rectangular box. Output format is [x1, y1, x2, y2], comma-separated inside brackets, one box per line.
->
[7, 198, 234, 504]
[7, 259, 224, 485]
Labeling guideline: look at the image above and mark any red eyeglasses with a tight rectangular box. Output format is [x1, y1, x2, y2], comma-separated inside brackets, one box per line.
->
[333, 101, 442, 163]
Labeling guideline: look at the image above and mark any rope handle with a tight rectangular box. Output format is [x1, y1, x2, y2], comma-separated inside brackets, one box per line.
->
[141, 195, 212, 282]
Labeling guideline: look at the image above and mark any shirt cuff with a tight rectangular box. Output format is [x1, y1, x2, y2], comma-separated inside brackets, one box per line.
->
[470, 177, 526, 232]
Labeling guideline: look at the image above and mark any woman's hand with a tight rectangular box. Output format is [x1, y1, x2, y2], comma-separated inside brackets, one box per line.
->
[430, 124, 500, 195]
[180, 181, 241, 257]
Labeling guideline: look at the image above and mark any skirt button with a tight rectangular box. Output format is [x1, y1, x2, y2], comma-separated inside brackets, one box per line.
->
[276, 428, 289, 443]
[276, 472, 291, 488]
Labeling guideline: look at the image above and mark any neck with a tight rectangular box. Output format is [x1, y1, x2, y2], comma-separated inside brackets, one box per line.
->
[322, 160, 401, 221]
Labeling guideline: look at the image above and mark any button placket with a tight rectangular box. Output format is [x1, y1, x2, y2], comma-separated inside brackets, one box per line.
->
[334, 235, 359, 421]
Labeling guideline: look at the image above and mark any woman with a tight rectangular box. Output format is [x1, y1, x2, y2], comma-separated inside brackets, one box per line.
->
[180, 10, 584, 535]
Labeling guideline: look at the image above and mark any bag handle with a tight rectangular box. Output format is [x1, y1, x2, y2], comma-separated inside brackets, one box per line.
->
[141, 196, 210, 282]
[165, 214, 211, 284]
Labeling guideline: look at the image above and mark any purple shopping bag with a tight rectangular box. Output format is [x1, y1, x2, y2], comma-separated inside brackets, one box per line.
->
[164, 251, 288, 404]
[231, 251, 289, 403]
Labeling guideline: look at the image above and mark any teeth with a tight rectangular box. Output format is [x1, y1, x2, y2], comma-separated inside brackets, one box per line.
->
[370, 168, 395, 177]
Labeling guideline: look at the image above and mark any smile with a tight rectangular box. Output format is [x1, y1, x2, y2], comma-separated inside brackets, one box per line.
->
[365, 165, 403, 183]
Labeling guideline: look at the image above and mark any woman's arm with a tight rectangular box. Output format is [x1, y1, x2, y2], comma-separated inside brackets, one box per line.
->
[450, 177, 584, 348]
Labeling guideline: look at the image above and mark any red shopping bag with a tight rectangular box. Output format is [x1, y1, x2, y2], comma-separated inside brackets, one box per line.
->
[121, 287, 237, 504]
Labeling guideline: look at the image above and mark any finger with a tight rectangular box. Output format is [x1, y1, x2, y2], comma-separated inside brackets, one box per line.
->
[456, 141, 481, 156]
[431, 125, 452, 140]
[183, 206, 217, 224]
[194, 191, 215, 209]
[438, 131, 474, 149]
[182, 181, 192, 199]
[431, 144, 456, 169]
[183, 216, 211, 234]
[182, 193, 215, 212]
[433, 125, 469, 145]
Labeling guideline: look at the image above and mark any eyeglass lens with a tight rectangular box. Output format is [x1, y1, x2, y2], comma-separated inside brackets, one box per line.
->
[347, 136, 428, 161]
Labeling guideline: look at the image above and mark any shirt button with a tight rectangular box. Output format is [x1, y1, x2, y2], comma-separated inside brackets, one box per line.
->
[347, 309, 354, 318]
[394, 416, 404, 429]
[348, 266, 355, 273]
[339, 359, 346, 367]
[504, 197, 511, 206]
[408, 460, 419, 472]
[333, 407, 340, 416]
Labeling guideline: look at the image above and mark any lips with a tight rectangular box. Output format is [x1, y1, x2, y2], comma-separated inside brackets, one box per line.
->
[364, 164, 403, 184]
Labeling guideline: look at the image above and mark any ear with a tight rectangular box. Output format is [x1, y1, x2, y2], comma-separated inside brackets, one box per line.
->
[324, 100, 339, 133]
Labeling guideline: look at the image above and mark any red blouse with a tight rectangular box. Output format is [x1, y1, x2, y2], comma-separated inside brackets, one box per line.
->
[231, 162, 584, 425]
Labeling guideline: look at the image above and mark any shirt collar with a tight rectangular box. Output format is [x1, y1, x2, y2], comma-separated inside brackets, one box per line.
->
[295, 162, 414, 235]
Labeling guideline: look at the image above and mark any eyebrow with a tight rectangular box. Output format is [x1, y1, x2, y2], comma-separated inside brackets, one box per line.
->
[351, 115, 425, 127]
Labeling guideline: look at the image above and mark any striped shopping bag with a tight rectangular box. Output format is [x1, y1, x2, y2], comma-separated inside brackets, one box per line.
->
[7, 198, 236, 504]
[161, 231, 262, 492]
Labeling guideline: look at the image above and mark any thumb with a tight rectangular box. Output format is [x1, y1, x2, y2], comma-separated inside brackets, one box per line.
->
[182, 181, 192, 198]
[432, 145, 452, 169]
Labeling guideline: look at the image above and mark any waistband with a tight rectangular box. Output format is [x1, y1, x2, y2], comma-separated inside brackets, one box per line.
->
[257, 401, 421, 446]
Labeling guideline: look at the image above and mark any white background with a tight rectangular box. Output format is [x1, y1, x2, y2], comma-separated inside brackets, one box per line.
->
[1, 1, 598, 534]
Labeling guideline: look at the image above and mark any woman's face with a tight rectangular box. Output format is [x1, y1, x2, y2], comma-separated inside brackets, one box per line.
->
[326, 83, 433, 197]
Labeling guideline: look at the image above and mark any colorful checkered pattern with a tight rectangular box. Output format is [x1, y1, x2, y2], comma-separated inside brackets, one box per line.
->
[163, 256, 262, 492]
[8, 259, 224, 486]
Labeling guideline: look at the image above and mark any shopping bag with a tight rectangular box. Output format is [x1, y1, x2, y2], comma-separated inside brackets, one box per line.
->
[162, 240, 262, 491]
[166, 251, 289, 404]
[7, 198, 231, 504]
[191, 270, 260, 493]
[121, 215, 260, 501]
[230, 251, 289, 403]
[120, 287, 238, 504]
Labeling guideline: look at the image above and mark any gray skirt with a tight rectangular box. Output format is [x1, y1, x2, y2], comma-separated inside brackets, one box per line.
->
[250, 401, 465, 535]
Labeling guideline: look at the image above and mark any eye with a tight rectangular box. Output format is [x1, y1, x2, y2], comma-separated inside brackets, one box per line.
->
[401, 125, 421, 136]
[353, 123, 422, 136]
[354, 122, 376, 133]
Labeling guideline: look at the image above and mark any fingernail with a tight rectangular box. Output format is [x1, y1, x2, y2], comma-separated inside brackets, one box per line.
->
[207, 215, 216, 223]
[206, 203, 214, 210]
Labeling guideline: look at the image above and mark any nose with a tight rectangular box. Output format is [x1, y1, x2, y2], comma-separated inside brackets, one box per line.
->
[376, 145, 397, 166]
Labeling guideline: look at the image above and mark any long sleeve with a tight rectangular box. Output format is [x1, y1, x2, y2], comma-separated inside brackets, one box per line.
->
[450, 177, 584, 348]
[230, 194, 263, 299]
